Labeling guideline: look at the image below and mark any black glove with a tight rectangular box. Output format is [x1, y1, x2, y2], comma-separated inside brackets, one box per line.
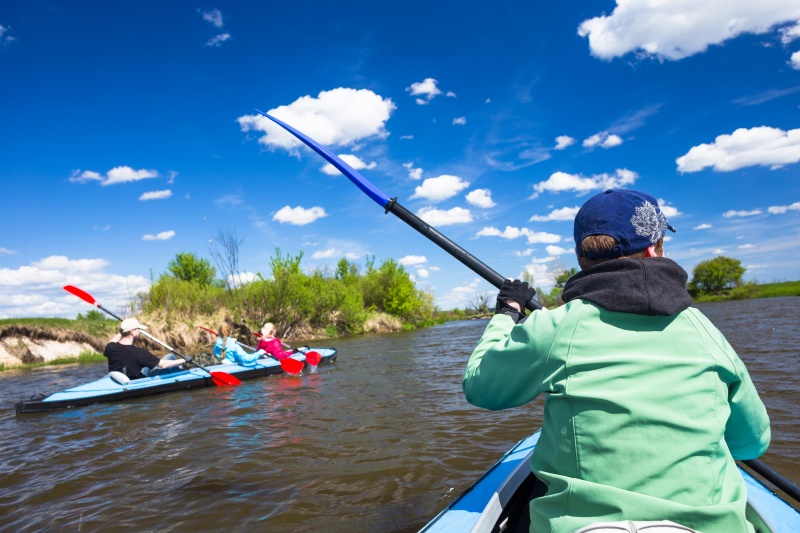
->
[181, 355, 193, 365]
[495, 279, 536, 323]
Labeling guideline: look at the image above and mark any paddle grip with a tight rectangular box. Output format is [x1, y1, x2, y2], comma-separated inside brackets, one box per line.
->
[386, 200, 543, 311]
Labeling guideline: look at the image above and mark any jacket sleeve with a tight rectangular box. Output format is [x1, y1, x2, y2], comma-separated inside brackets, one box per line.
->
[463, 310, 558, 411]
[725, 354, 771, 459]
[693, 311, 771, 460]
[265, 338, 295, 360]
[232, 344, 263, 366]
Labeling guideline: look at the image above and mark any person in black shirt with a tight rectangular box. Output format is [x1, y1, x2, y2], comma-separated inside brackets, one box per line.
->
[103, 318, 185, 379]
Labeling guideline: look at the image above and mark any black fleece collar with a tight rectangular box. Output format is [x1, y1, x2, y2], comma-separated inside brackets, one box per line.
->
[561, 257, 692, 316]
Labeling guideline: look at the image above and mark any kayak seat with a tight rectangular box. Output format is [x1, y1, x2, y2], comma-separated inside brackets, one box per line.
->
[108, 371, 131, 386]
[574, 521, 697, 532]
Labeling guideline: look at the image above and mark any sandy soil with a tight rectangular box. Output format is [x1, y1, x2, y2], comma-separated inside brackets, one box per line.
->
[0, 337, 97, 367]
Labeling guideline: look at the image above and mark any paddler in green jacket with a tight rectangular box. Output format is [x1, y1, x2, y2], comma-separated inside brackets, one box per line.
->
[463, 188, 770, 533]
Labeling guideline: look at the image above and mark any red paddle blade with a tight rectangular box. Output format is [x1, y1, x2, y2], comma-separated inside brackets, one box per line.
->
[198, 326, 218, 336]
[64, 285, 97, 305]
[305, 351, 322, 366]
[280, 358, 304, 375]
[210, 371, 242, 386]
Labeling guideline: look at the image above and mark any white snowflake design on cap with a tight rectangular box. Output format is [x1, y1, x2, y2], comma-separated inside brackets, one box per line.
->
[630, 201, 669, 243]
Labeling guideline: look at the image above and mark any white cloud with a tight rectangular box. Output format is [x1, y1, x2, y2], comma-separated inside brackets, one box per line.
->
[273, 206, 328, 225]
[0, 24, 16, 45]
[70, 166, 159, 186]
[311, 248, 338, 259]
[435, 279, 482, 310]
[200, 8, 224, 28]
[139, 189, 172, 201]
[237, 88, 396, 151]
[677, 127, 800, 172]
[529, 206, 580, 222]
[476, 226, 562, 244]
[406, 78, 442, 103]
[403, 162, 423, 180]
[0, 255, 150, 319]
[465, 189, 496, 208]
[453, 116, 467, 126]
[399, 255, 427, 267]
[722, 209, 762, 218]
[0, 247, 17, 255]
[693, 223, 713, 230]
[656, 198, 681, 218]
[522, 261, 557, 290]
[321, 154, 377, 176]
[476, 226, 526, 239]
[416, 268, 430, 278]
[206, 33, 231, 47]
[583, 132, 623, 148]
[545, 245, 573, 255]
[768, 201, 800, 214]
[791, 50, 800, 69]
[738, 244, 756, 249]
[525, 231, 563, 245]
[227, 272, 257, 287]
[215, 193, 244, 206]
[713, 248, 725, 255]
[410, 175, 470, 202]
[555, 135, 575, 150]
[531, 169, 637, 198]
[578, 2, 800, 61]
[417, 207, 473, 226]
[142, 230, 175, 241]
[780, 22, 800, 43]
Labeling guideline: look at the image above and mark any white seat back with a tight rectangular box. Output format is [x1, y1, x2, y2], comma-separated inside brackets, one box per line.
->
[108, 371, 131, 385]
[574, 521, 697, 533]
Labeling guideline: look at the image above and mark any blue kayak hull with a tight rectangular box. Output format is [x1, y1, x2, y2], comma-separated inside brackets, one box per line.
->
[15, 348, 337, 414]
[420, 430, 800, 533]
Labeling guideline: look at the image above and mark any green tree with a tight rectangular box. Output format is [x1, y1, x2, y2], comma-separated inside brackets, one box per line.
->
[335, 257, 360, 286]
[555, 267, 579, 289]
[690, 256, 746, 293]
[167, 252, 217, 286]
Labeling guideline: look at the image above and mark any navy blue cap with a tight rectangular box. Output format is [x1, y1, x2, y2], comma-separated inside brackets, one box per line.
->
[574, 189, 676, 259]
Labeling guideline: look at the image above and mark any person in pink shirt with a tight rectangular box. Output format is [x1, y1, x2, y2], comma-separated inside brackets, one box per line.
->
[256, 322, 298, 360]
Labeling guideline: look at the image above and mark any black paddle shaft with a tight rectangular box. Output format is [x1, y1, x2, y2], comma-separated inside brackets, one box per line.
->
[385, 198, 543, 311]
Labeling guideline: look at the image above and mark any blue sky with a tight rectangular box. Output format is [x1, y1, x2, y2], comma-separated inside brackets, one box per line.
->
[1, 1, 799, 318]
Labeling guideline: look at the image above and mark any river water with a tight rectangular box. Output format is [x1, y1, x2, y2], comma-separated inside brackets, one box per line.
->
[0, 297, 797, 532]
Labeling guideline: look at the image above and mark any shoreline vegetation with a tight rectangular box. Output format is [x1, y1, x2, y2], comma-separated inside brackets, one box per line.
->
[2, 246, 798, 372]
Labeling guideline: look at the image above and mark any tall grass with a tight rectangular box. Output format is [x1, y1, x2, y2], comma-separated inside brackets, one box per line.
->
[755, 281, 800, 298]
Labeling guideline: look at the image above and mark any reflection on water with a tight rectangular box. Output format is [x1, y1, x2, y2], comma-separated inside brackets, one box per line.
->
[0, 298, 797, 532]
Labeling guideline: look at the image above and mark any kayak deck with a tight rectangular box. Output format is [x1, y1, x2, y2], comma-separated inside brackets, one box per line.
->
[15, 348, 337, 414]
[419, 430, 800, 533]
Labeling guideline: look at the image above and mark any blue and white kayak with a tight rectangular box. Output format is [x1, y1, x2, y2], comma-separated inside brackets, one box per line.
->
[14, 348, 337, 414]
[419, 430, 800, 533]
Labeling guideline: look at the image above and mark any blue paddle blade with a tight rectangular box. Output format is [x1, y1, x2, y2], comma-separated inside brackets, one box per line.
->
[254, 110, 391, 208]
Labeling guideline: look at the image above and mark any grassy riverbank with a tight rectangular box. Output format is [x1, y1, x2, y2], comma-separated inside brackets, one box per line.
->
[691, 280, 800, 303]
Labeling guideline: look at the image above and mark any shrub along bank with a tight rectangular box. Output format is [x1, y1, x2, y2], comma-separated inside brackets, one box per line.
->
[141, 250, 439, 339]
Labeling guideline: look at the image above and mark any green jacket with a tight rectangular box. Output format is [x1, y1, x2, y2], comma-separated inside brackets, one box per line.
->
[463, 258, 770, 533]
